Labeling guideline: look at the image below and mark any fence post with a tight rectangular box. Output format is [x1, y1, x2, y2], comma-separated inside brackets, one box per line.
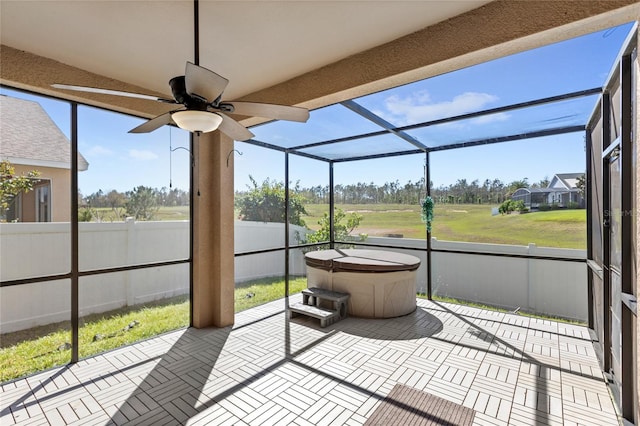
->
[126, 217, 136, 306]
[527, 243, 536, 312]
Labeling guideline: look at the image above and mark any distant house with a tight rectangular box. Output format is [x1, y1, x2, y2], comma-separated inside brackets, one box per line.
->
[0, 95, 89, 222]
[512, 173, 584, 210]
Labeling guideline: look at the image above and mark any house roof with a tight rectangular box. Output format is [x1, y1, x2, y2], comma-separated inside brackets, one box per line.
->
[513, 188, 548, 194]
[514, 187, 578, 195]
[0, 95, 88, 171]
[511, 171, 585, 198]
[552, 172, 583, 190]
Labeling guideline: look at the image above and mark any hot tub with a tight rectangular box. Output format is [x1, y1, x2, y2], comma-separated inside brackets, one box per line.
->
[304, 249, 421, 318]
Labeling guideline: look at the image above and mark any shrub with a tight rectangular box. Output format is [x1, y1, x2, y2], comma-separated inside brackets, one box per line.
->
[1, 160, 40, 219]
[78, 208, 93, 222]
[304, 208, 363, 244]
[235, 176, 308, 226]
[567, 201, 580, 209]
[125, 186, 159, 220]
[538, 203, 551, 211]
[499, 199, 526, 214]
[498, 200, 511, 214]
[513, 200, 526, 213]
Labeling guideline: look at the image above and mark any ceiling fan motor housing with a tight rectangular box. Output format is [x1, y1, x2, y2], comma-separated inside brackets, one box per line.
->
[169, 76, 207, 110]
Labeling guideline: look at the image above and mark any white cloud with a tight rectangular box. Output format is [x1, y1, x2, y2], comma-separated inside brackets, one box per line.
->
[378, 91, 500, 126]
[86, 145, 114, 157]
[128, 149, 159, 161]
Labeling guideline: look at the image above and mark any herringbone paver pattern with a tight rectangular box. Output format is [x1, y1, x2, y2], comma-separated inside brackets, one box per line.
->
[0, 298, 619, 425]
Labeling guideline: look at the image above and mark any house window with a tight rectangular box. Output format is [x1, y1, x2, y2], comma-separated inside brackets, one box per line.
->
[3, 194, 21, 222]
[0, 181, 50, 222]
[35, 182, 50, 222]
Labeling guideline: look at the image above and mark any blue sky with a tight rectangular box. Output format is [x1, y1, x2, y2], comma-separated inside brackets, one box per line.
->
[2, 22, 634, 195]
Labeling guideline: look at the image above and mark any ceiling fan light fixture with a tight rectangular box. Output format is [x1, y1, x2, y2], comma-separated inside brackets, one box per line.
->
[172, 110, 223, 133]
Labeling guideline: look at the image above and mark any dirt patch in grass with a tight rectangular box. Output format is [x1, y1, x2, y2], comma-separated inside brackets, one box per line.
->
[353, 227, 398, 236]
[1, 321, 72, 350]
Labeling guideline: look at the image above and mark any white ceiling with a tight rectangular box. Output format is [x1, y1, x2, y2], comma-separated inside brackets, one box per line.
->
[0, 0, 491, 101]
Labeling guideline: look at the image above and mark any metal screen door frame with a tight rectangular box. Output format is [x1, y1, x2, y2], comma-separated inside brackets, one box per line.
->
[588, 25, 637, 424]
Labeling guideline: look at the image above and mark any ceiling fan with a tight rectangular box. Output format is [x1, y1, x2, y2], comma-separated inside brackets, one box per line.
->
[52, 61, 309, 141]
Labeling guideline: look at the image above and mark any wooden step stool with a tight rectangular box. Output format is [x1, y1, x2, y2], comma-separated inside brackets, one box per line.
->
[289, 287, 350, 327]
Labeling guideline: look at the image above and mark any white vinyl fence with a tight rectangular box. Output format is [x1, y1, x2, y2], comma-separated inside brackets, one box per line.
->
[1, 221, 586, 333]
[234, 221, 309, 282]
[0, 220, 307, 333]
[360, 237, 587, 321]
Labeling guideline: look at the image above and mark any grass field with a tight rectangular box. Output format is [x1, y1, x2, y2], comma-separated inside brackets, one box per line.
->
[81, 206, 189, 222]
[82, 202, 585, 249]
[0, 277, 305, 382]
[302, 203, 586, 249]
[0, 297, 190, 382]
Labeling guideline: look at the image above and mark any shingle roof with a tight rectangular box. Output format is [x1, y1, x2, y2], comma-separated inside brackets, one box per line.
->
[0, 95, 88, 170]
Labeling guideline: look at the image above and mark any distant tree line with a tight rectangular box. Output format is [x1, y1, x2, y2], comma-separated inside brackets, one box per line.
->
[79, 186, 189, 221]
[234, 175, 549, 244]
[81, 186, 189, 209]
[273, 177, 548, 205]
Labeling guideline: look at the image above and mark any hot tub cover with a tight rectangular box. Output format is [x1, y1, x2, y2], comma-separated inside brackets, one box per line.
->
[305, 249, 420, 273]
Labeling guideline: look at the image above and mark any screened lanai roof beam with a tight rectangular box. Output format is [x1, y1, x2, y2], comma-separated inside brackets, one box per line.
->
[427, 125, 585, 153]
[331, 148, 425, 163]
[287, 150, 332, 163]
[340, 99, 428, 151]
[246, 88, 600, 162]
[290, 123, 585, 163]
[396, 88, 601, 134]
[242, 138, 288, 153]
[285, 87, 600, 155]
[242, 138, 331, 162]
[288, 129, 388, 151]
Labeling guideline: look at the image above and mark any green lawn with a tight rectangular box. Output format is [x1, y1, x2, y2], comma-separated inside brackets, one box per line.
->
[0, 297, 190, 382]
[80, 205, 189, 222]
[303, 203, 586, 249]
[154, 206, 189, 221]
[0, 277, 304, 382]
[235, 276, 307, 312]
[83, 202, 585, 248]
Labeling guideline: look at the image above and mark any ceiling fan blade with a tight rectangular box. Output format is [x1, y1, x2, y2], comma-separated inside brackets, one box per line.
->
[129, 110, 179, 133]
[217, 113, 255, 141]
[52, 84, 175, 103]
[185, 62, 229, 103]
[226, 101, 310, 122]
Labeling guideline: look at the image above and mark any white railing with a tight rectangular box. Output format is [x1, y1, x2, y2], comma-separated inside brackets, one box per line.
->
[1, 222, 586, 333]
